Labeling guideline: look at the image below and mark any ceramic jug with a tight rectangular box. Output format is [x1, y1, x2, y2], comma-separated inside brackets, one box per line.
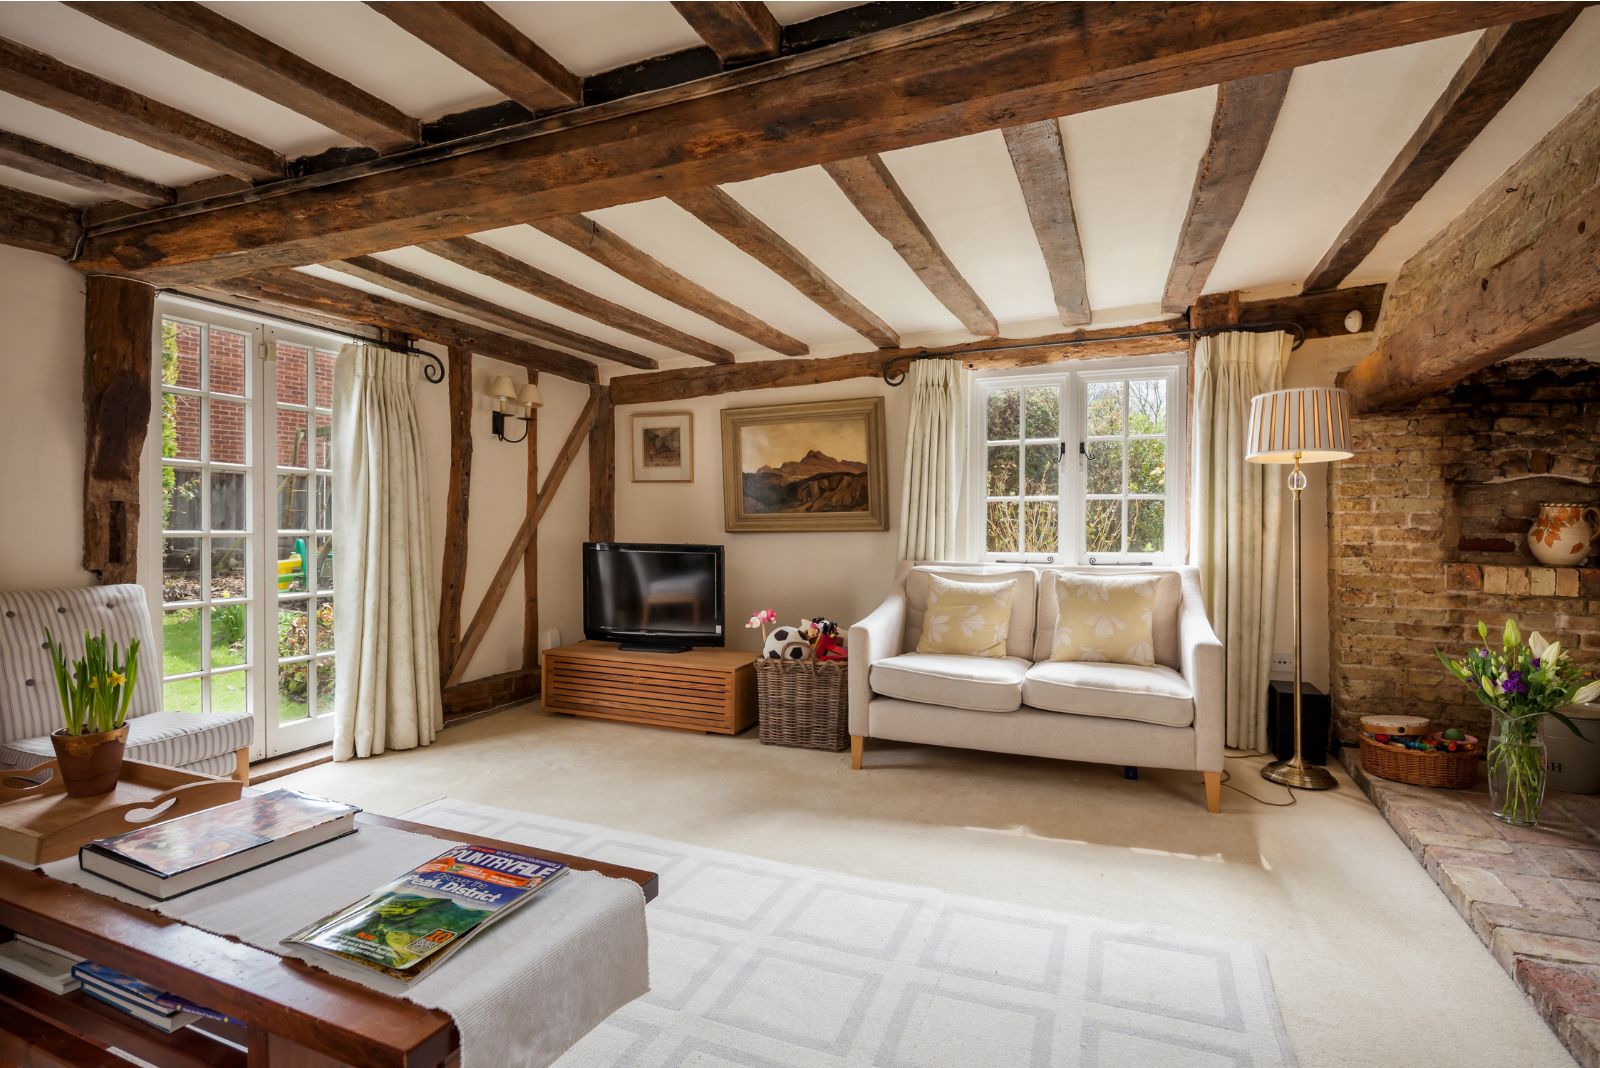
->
[1528, 503, 1599, 566]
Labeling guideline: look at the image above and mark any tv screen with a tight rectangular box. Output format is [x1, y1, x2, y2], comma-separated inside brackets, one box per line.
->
[583, 543, 725, 651]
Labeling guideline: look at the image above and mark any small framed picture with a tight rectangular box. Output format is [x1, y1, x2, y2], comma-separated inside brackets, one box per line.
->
[631, 411, 694, 482]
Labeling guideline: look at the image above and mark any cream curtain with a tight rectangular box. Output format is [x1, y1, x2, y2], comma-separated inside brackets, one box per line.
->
[897, 358, 969, 561]
[331, 344, 441, 761]
[1191, 331, 1291, 752]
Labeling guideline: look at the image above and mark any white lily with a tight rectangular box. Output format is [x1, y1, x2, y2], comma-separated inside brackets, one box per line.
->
[1574, 680, 1600, 706]
[1529, 632, 1549, 658]
[1482, 676, 1497, 697]
[1543, 641, 1564, 666]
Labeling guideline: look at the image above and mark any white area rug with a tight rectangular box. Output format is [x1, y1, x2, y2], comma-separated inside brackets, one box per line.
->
[402, 798, 1296, 1068]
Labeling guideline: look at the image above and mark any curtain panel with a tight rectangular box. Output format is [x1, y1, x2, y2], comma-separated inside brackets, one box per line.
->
[331, 344, 442, 761]
[897, 359, 970, 561]
[1191, 331, 1290, 752]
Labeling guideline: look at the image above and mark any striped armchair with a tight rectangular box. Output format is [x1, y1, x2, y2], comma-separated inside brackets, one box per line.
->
[0, 585, 251, 782]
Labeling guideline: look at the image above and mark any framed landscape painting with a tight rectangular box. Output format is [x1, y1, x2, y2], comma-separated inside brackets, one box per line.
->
[720, 397, 888, 532]
[631, 411, 693, 482]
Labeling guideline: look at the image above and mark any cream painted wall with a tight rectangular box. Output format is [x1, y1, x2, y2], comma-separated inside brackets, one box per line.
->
[613, 377, 907, 653]
[0, 246, 91, 590]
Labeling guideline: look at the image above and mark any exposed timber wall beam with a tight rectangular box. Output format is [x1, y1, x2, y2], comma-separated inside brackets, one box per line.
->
[0, 130, 171, 208]
[824, 155, 997, 336]
[1344, 86, 1600, 411]
[423, 237, 727, 365]
[73, 3, 1559, 283]
[1162, 71, 1291, 314]
[83, 277, 155, 585]
[438, 347, 473, 683]
[670, 186, 899, 348]
[523, 384, 539, 672]
[588, 386, 615, 542]
[1303, 9, 1579, 293]
[369, 2, 581, 114]
[1002, 120, 1090, 327]
[67, 2, 420, 152]
[0, 36, 282, 181]
[672, 2, 782, 67]
[530, 214, 808, 356]
[1200, 284, 1387, 339]
[0, 185, 83, 257]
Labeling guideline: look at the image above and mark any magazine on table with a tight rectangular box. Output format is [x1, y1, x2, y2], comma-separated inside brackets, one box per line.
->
[283, 845, 567, 983]
[71, 961, 243, 1032]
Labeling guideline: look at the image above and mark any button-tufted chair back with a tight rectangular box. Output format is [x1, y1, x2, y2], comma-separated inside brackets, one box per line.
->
[0, 585, 160, 743]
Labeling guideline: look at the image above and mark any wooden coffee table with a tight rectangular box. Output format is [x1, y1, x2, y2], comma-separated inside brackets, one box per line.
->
[0, 813, 657, 1067]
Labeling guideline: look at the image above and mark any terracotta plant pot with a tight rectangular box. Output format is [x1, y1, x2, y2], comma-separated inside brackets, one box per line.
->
[49, 724, 129, 797]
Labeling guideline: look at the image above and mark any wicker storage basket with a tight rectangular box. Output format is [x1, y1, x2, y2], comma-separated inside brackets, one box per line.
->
[755, 659, 849, 751]
[1359, 734, 1479, 789]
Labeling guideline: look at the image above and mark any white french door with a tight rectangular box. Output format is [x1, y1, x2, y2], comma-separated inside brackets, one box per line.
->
[145, 299, 342, 759]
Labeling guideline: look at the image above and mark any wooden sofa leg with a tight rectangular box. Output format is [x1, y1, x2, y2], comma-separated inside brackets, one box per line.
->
[234, 747, 250, 787]
[1204, 771, 1221, 814]
[850, 736, 864, 771]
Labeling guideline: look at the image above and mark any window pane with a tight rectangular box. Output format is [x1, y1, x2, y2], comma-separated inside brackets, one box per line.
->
[165, 394, 200, 461]
[1024, 443, 1059, 495]
[208, 399, 246, 464]
[1023, 387, 1058, 438]
[166, 321, 200, 390]
[1128, 379, 1166, 433]
[1086, 381, 1122, 435]
[162, 607, 200, 677]
[279, 662, 311, 723]
[313, 412, 332, 469]
[314, 350, 337, 409]
[1023, 501, 1058, 554]
[1128, 439, 1166, 494]
[277, 536, 308, 594]
[210, 471, 247, 531]
[162, 537, 201, 603]
[315, 475, 333, 530]
[986, 500, 1019, 554]
[1129, 499, 1165, 554]
[212, 669, 248, 717]
[275, 342, 309, 405]
[986, 445, 1019, 496]
[314, 534, 335, 594]
[208, 328, 247, 397]
[278, 601, 309, 661]
[278, 474, 309, 531]
[1085, 441, 1123, 494]
[313, 597, 334, 655]
[164, 467, 201, 531]
[1085, 499, 1122, 554]
[276, 408, 310, 468]
[164, 677, 201, 714]
[315, 656, 336, 710]
[986, 388, 1019, 440]
[210, 604, 247, 668]
[210, 537, 247, 600]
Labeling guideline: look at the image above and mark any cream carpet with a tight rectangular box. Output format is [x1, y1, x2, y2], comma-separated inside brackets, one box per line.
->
[401, 797, 1295, 1067]
[276, 706, 1576, 1068]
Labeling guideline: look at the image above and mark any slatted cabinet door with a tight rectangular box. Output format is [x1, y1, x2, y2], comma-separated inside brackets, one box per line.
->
[543, 642, 756, 734]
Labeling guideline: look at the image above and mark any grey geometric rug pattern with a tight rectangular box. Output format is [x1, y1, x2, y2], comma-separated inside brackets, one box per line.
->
[402, 798, 1297, 1068]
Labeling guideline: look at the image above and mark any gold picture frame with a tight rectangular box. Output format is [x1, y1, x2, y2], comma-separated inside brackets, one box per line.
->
[721, 396, 888, 532]
[631, 411, 693, 482]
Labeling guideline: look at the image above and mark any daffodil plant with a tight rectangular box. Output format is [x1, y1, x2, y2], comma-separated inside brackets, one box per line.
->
[1438, 619, 1600, 825]
[44, 629, 140, 737]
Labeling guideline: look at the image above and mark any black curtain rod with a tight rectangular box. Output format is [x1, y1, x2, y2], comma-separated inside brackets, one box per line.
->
[160, 290, 446, 383]
[881, 320, 1306, 385]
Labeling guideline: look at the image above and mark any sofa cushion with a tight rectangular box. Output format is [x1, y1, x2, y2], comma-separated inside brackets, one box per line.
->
[1034, 568, 1183, 670]
[871, 654, 1029, 713]
[0, 710, 253, 771]
[1049, 573, 1160, 666]
[906, 566, 1036, 660]
[1022, 661, 1194, 727]
[914, 575, 1017, 658]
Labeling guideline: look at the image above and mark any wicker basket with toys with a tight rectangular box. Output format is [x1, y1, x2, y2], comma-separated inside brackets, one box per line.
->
[748, 611, 849, 751]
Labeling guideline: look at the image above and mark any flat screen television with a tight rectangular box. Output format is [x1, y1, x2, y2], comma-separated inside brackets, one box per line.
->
[583, 542, 725, 652]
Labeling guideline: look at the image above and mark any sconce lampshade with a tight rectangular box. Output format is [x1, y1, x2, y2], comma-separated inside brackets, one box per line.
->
[487, 375, 516, 401]
[516, 381, 543, 408]
[1246, 386, 1354, 465]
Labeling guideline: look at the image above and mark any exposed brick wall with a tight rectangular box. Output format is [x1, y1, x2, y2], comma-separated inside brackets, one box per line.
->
[1329, 360, 1600, 741]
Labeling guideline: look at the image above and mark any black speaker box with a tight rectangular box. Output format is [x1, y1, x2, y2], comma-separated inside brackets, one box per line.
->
[1266, 679, 1331, 765]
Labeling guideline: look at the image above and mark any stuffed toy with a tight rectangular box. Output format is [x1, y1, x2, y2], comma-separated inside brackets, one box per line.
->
[799, 617, 840, 644]
[814, 632, 848, 661]
[763, 626, 813, 661]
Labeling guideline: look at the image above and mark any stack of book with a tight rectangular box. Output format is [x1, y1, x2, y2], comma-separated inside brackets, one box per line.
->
[71, 962, 241, 1033]
[0, 935, 80, 994]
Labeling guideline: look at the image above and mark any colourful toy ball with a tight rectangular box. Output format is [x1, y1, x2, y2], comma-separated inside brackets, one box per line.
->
[763, 627, 813, 661]
[1443, 728, 1466, 742]
[1375, 733, 1390, 743]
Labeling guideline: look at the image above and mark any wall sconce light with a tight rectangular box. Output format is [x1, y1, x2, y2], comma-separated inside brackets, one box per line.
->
[488, 375, 542, 443]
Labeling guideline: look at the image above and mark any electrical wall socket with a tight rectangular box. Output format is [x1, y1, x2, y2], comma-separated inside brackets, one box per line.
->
[1271, 653, 1293, 673]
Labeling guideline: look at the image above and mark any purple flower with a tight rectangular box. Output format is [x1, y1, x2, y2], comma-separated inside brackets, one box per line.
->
[1501, 671, 1528, 695]
[1533, 657, 1541, 669]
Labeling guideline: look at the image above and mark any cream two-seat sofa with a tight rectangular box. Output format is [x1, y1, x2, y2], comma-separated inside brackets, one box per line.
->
[847, 563, 1225, 811]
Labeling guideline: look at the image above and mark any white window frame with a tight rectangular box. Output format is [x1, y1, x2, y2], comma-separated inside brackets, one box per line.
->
[966, 354, 1188, 566]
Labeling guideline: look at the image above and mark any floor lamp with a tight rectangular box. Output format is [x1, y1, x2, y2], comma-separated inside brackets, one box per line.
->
[1246, 386, 1354, 790]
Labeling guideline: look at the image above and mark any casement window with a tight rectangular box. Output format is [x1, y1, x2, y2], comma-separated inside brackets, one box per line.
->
[970, 358, 1186, 565]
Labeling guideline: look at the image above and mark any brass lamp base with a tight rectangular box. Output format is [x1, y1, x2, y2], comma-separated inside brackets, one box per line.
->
[1261, 758, 1336, 791]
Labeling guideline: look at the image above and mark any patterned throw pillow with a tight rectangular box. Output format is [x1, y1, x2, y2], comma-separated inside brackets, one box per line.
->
[1051, 574, 1159, 666]
[914, 575, 1017, 659]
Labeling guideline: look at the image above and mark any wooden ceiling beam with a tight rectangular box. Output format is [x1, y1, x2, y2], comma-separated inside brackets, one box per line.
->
[530, 213, 807, 356]
[1161, 70, 1291, 314]
[0, 185, 83, 257]
[0, 129, 172, 209]
[422, 237, 733, 365]
[1302, 9, 1579, 293]
[824, 155, 997, 337]
[671, 2, 782, 67]
[368, 2, 580, 114]
[0, 36, 282, 181]
[67, 2, 419, 153]
[1002, 120, 1090, 327]
[323, 256, 653, 368]
[72, 3, 1559, 283]
[671, 185, 899, 348]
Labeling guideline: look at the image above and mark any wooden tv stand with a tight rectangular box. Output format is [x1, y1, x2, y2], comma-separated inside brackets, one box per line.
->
[542, 641, 757, 734]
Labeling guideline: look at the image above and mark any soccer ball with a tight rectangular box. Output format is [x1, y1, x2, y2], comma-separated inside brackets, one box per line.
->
[763, 627, 813, 661]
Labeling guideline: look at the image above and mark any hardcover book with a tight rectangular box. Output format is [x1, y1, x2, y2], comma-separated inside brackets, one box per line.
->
[71, 962, 211, 1032]
[0, 938, 78, 994]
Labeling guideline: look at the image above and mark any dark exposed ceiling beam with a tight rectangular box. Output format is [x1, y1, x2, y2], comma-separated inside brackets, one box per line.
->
[0, 185, 84, 257]
[672, 2, 783, 67]
[1002, 120, 1090, 327]
[0, 129, 172, 208]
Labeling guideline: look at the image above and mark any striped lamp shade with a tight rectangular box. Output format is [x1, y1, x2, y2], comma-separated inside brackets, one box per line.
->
[1246, 386, 1354, 464]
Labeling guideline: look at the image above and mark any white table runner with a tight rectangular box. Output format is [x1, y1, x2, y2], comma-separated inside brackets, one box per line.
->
[41, 816, 649, 1068]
